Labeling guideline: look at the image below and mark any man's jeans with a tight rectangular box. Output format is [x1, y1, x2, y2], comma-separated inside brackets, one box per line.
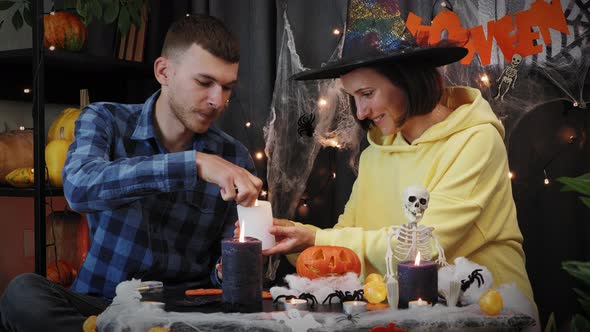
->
[0, 273, 108, 332]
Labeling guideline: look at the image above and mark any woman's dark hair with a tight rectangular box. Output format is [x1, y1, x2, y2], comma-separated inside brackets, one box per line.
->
[161, 14, 239, 63]
[350, 63, 444, 130]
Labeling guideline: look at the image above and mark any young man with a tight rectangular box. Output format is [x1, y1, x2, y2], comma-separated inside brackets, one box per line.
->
[0, 14, 261, 332]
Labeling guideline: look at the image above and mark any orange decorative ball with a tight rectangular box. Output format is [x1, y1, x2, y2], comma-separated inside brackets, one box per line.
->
[44, 12, 86, 51]
[296, 245, 361, 279]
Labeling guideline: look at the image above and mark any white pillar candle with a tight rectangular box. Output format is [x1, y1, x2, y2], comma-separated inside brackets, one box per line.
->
[237, 200, 276, 250]
[342, 300, 367, 314]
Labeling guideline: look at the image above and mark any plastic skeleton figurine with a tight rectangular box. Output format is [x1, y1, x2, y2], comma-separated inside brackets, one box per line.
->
[494, 54, 522, 101]
[385, 185, 447, 274]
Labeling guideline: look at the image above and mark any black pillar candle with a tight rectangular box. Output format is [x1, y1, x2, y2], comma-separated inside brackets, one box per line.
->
[222, 237, 262, 313]
[397, 260, 438, 308]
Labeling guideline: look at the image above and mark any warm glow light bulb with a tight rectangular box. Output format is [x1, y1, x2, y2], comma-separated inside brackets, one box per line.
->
[260, 190, 268, 198]
[544, 178, 550, 185]
[508, 171, 514, 179]
[480, 74, 489, 83]
[50, 11, 55, 15]
[332, 172, 336, 179]
[255, 152, 264, 160]
[23, 88, 31, 94]
[19, 126, 25, 130]
[245, 122, 251, 128]
[333, 28, 341, 35]
[318, 98, 328, 107]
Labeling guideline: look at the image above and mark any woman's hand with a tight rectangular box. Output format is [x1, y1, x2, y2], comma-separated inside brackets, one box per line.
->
[262, 218, 316, 255]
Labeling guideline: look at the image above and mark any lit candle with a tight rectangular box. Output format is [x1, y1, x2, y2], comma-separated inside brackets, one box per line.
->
[237, 200, 276, 250]
[222, 221, 263, 313]
[342, 300, 367, 315]
[408, 298, 430, 309]
[279, 298, 308, 311]
[397, 252, 438, 308]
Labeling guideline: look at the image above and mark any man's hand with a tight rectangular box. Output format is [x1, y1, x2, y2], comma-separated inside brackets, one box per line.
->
[196, 152, 262, 206]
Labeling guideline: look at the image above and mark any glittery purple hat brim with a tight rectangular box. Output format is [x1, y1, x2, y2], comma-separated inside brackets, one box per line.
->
[292, 46, 468, 81]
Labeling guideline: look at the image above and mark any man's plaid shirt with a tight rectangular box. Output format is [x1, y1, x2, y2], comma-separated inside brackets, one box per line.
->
[63, 91, 255, 299]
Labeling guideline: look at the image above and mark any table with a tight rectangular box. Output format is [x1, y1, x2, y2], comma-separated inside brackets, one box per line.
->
[95, 288, 536, 332]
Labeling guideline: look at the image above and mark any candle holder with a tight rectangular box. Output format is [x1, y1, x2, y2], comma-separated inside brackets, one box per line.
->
[222, 237, 263, 313]
[342, 301, 367, 315]
[408, 298, 431, 309]
[277, 298, 308, 311]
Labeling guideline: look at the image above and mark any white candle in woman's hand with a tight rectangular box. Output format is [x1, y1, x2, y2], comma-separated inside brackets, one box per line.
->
[237, 200, 276, 250]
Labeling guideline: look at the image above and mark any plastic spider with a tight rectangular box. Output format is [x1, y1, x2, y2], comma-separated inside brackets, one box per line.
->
[322, 289, 364, 305]
[460, 268, 484, 292]
[274, 292, 319, 307]
[335, 313, 360, 324]
[297, 113, 315, 137]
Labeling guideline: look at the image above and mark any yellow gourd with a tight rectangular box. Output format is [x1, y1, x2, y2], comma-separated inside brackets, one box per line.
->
[45, 127, 71, 187]
[5, 167, 35, 187]
[47, 108, 80, 142]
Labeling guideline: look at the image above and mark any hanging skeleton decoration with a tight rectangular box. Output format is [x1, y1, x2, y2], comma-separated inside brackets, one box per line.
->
[494, 54, 522, 101]
[385, 185, 447, 286]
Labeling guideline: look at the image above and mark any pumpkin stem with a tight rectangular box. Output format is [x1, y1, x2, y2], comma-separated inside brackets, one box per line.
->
[59, 127, 65, 140]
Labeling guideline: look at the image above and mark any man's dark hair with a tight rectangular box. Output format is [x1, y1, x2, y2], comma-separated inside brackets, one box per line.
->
[350, 63, 444, 130]
[161, 14, 239, 63]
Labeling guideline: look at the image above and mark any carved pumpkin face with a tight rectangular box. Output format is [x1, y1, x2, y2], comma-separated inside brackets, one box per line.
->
[296, 246, 361, 279]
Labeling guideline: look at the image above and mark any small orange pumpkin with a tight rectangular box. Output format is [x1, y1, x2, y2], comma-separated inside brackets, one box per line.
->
[44, 12, 87, 51]
[296, 245, 361, 279]
[46, 259, 77, 287]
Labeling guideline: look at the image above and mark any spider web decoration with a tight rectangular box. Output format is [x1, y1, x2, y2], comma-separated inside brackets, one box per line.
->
[263, 9, 362, 218]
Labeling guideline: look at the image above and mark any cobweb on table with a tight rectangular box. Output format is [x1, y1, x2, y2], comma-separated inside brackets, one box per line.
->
[95, 280, 536, 332]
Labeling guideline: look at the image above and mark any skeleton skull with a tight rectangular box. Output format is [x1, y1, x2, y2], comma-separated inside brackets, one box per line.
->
[402, 185, 430, 223]
[511, 54, 522, 66]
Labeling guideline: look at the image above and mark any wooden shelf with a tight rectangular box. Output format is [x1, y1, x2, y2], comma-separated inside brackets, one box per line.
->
[0, 185, 64, 197]
[0, 48, 153, 103]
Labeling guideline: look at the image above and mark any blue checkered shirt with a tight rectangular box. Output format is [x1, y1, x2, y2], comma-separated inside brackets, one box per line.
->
[63, 90, 255, 299]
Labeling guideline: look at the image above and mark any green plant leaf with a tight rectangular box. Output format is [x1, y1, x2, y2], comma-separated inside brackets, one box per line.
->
[117, 5, 130, 36]
[11, 9, 23, 30]
[76, 0, 89, 24]
[544, 313, 557, 332]
[102, 0, 119, 24]
[580, 196, 590, 209]
[557, 175, 590, 196]
[89, 0, 103, 21]
[22, 5, 31, 27]
[0, 1, 15, 10]
[570, 314, 590, 332]
[563, 261, 590, 286]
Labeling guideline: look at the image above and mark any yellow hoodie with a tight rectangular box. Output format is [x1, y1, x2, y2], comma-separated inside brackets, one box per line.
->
[303, 86, 534, 305]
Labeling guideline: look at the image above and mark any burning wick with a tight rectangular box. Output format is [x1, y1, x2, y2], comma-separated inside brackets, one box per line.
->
[414, 251, 421, 266]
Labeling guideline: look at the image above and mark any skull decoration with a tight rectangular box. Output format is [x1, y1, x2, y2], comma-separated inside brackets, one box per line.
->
[510, 54, 522, 66]
[402, 185, 430, 223]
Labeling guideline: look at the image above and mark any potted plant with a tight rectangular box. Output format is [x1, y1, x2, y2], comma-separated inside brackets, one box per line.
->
[0, 0, 148, 38]
[544, 173, 590, 331]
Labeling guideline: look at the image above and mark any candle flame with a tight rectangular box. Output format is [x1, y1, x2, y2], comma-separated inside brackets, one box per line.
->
[239, 220, 245, 242]
[418, 298, 423, 305]
[414, 252, 421, 266]
[254, 199, 259, 207]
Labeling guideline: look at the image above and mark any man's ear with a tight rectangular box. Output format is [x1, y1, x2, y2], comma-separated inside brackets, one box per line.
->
[154, 56, 171, 86]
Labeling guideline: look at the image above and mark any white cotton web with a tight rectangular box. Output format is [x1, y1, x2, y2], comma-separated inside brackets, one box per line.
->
[263, 10, 363, 218]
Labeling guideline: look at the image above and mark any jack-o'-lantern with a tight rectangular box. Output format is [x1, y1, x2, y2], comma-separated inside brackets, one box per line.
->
[296, 245, 361, 279]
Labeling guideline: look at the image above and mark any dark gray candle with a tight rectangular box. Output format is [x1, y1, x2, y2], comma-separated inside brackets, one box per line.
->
[398, 259, 438, 308]
[222, 236, 262, 312]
